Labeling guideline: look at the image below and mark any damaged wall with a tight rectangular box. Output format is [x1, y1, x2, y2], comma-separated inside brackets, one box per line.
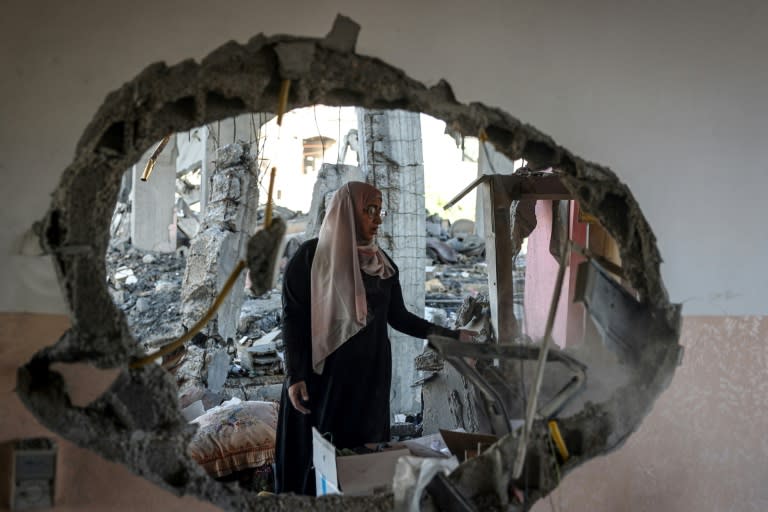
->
[13, 16, 683, 511]
[5, 1, 767, 315]
[1, 1, 767, 511]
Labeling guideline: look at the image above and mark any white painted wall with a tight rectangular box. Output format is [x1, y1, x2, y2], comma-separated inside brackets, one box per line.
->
[1, 0, 766, 315]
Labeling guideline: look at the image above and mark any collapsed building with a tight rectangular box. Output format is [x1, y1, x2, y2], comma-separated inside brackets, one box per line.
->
[14, 16, 684, 512]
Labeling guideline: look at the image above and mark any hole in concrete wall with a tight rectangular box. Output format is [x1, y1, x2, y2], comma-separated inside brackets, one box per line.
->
[20, 17, 682, 511]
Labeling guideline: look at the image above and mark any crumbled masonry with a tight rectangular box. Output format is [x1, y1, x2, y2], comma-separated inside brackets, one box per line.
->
[19, 14, 680, 512]
[181, 142, 259, 343]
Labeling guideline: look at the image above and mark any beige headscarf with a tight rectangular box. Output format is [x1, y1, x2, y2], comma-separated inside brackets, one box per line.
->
[310, 182, 395, 374]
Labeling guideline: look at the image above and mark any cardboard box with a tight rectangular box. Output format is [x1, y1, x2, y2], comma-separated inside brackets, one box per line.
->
[439, 429, 499, 462]
[312, 428, 448, 496]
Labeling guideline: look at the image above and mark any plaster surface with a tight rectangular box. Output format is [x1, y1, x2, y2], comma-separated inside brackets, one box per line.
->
[2, 0, 767, 315]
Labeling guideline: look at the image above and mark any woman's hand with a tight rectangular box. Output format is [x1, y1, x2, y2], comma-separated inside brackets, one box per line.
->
[288, 381, 311, 414]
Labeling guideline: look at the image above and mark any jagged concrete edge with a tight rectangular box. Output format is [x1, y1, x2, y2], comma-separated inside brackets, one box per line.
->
[20, 15, 681, 511]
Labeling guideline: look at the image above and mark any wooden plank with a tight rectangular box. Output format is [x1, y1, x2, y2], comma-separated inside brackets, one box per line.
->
[483, 176, 518, 342]
[443, 175, 489, 210]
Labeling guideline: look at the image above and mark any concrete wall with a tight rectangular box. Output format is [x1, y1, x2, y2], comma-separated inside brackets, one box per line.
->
[532, 316, 768, 512]
[3, 0, 766, 315]
[0, 314, 217, 512]
[1, 1, 767, 510]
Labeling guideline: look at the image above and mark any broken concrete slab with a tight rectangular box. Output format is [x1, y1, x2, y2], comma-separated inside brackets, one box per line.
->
[246, 329, 281, 354]
[321, 14, 361, 53]
[206, 349, 229, 394]
[180, 142, 260, 343]
[245, 216, 287, 297]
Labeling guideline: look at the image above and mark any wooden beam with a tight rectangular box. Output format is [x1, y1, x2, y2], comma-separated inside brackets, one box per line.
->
[443, 175, 489, 210]
[482, 176, 519, 342]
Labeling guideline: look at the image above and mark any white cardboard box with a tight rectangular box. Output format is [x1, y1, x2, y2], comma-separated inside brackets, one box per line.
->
[312, 427, 446, 496]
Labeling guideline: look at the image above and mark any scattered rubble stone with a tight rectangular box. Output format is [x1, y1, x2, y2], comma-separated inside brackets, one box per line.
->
[106, 243, 186, 344]
[207, 349, 230, 393]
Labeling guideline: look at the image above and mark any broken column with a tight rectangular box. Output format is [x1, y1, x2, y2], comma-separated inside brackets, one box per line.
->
[357, 108, 426, 416]
[175, 142, 260, 400]
[130, 136, 177, 251]
[180, 142, 260, 340]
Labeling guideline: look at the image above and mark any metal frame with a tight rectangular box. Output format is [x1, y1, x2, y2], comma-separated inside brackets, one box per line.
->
[428, 335, 587, 436]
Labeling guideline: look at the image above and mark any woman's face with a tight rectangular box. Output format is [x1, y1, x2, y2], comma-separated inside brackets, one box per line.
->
[355, 195, 383, 243]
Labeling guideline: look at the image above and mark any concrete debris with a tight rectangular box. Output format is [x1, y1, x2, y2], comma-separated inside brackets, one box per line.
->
[425, 278, 446, 294]
[447, 234, 485, 258]
[246, 329, 281, 353]
[179, 384, 229, 412]
[427, 238, 459, 264]
[206, 349, 230, 393]
[321, 14, 361, 53]
[180, 142, 259, 342]
[391, 422, 421, 440]
[426, 212, 485, 263]
[181, 399, 205, 422]
[245, 216, 287, 297]
[110, 202, 131, 244]
[235, 344, 254, 372]
[113, 266, 135, 282]
[242, 330, 283, 372]
[154, 280, 175, 293]
[426, 213, 450, 239]
[421, 294, 494, 436]
[135, 297, 151, 313]
[414, 350, 444, 373]
[176, 216, 199, 239]
[450, 218, 475, 238]
[106, 244, 185, 343]
[238, 293, 282, 337]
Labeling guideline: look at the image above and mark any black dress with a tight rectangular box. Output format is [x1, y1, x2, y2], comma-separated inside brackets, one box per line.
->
[274, 239, 457, 495]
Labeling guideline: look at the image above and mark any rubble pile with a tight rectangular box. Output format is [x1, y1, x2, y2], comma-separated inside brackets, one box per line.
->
[424, 262, 489, 327]
[106, 242, 186, 345]
[106, 236, 288, 403]
[425, 212, 485, 264]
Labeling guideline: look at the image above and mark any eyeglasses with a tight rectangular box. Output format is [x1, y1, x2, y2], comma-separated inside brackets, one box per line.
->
[364, 205, 388, 219]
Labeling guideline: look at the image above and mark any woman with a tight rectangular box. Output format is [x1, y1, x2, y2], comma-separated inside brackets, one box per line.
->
[275, 181, 471, 494]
